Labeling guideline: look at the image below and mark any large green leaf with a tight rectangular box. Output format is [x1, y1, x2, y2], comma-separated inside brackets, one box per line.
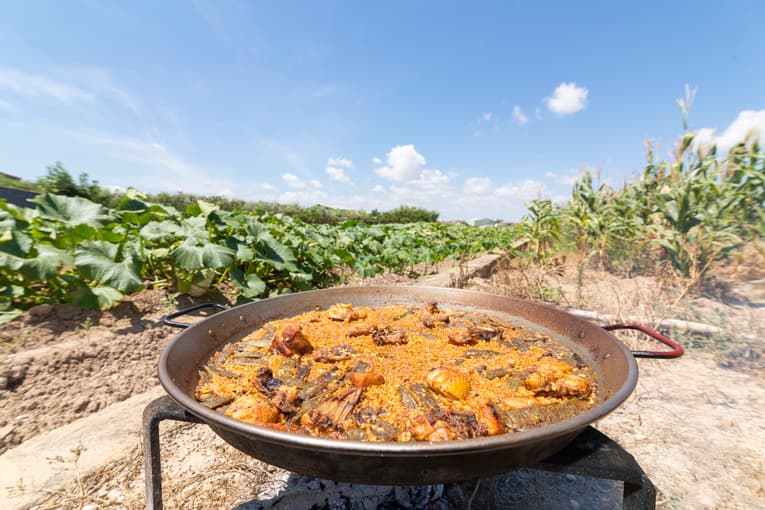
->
[171, 241, 235, 270]
[0, 229, 32, 257]
[0, 309, 22, 325]
[70, 285, 124, 309]
[232, 268, 266, 299]
[32, 194, 111, 228]
[20, 245, 72, 280]
[75, 241, 144, 292]
[140, 220, 181, 242]
[226, 237, 254, 261]
[0, 230, 33, 270]
[177, 217, 208, 242]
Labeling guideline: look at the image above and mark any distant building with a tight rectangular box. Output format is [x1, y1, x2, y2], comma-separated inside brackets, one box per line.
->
[466, 218, 502, 227]
[0, 187, 38, 208]
[0, 171, 21, 181]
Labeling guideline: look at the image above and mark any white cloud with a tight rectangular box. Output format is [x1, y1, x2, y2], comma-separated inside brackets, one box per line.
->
[56, 129, 241, 196]
[375, 144, 427, 182]
[326, 166, 351, 183]
[327, 157, 352, 168]
[282, 173, 306, 188]
[545, 82, 588, 115]
[0, 67, 93, 103]
[326, 156, 353, 184]
[482, 112, 493, 121]
[535, 108, 543, 120]
[279, 189, 329, 205]
[512, 106, 528, 126]
[372, 157, 382, 165]
[415, 169, 451, 186]
[0, 98, 11, 111]
[463, 177, 492, 194]
[495, 179, 547, 200]
[692, 109, 765, 152]
[372, 184, 385, 193]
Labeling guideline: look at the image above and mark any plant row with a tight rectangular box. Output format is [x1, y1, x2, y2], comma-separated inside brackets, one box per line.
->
[0, 192, 518, 322]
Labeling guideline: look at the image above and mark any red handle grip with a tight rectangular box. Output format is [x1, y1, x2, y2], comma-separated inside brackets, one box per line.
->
[603, 323, 684, 359]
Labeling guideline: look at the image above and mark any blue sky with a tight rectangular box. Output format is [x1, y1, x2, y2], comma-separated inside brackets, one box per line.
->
[1, 1, 764, 220]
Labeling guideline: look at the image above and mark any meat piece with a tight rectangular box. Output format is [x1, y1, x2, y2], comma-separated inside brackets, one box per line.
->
[448, 333, 478, 346]
[479, 402, 506, 435]
[523, 357, 591, 398]
[225, 395, 279, 424]
[468, 325, 504, 341]
[422, 315, 450, 328]
[349, 372, 385, 387]
[327, 303, 367, 321]
[448, 325, 503, 346]
[347, 325, 377, 337]
[421, 301, 440, 314]
[412, 409, 487, 441]
[372, 326, 407, 346]
[271, 325, 314, 357]
[271, 386, 298, 413]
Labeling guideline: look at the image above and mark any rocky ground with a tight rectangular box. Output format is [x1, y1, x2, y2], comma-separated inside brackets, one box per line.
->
[1, 253, 764, 509]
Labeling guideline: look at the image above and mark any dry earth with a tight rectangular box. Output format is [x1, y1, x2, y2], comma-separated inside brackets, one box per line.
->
[1, 254, 764, 509]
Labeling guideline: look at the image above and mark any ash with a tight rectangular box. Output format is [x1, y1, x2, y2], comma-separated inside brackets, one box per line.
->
[238, 470, 622, 510]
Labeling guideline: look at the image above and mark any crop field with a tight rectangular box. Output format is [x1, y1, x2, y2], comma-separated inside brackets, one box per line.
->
[0, 193, 518, 322]
[0, 128, 763, 326]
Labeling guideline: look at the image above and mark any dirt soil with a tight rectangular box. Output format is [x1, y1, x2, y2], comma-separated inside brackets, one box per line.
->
[2, 255, 765, 509]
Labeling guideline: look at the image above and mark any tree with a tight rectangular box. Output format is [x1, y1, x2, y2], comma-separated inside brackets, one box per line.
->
[37, 162, 104, 202]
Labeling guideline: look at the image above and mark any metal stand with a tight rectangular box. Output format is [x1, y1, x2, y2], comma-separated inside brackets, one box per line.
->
[534, 426, 656, 510]
[143, 396, 203, 510]
[143, 395, 656, 509]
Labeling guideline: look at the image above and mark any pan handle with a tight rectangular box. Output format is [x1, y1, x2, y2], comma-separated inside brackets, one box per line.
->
[603, 323, 684, 359]
[162, 303, 230, 329]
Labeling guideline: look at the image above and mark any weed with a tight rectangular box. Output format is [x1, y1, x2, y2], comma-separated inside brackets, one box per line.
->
[80, 316, 94, 333]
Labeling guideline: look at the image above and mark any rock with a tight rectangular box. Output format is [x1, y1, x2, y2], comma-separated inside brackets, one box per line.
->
[0, 376, 7, 390]
[56, 304, 81, 320]
[7, 364, 27, 384]
[28, 304, 55, 319]
[73, 397, 90, 413]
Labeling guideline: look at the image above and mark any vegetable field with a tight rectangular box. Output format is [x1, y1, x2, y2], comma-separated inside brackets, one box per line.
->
[0, 192, 518, 322]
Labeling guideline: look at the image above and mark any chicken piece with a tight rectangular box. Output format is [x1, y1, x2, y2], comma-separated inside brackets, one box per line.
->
[448, 325, 503, 345]
[523, 357, 591, 398]
[411, 409, 487, 441]
[423, 315, 450, 328]
[479, 402, 506, 435]
[372, 326, 407, 346]
[421, 301, 440, 314]
[327, 303, 367, 321]
[349, 372, 385, 387]
[271, 325, 314, 357]
[225, 395, 279, 424]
